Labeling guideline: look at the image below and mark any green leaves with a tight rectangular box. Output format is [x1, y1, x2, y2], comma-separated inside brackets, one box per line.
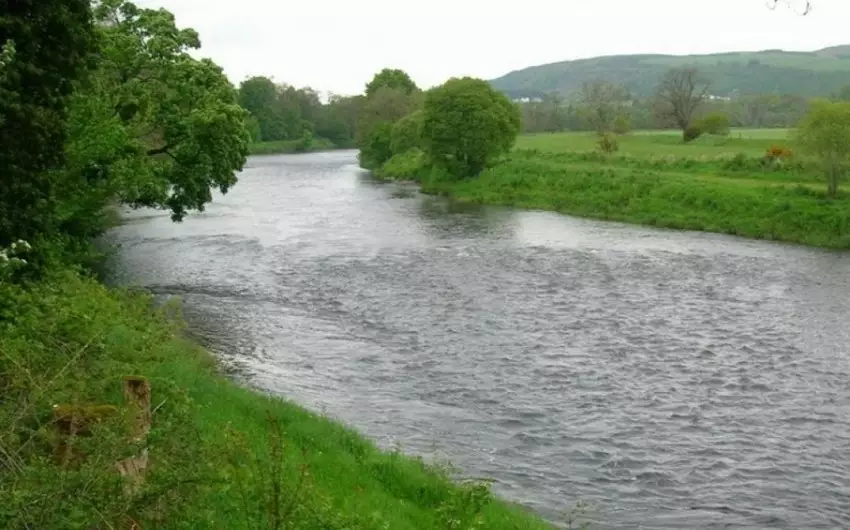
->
[421, 77, 521, 178]
[75, 0, 250, 221]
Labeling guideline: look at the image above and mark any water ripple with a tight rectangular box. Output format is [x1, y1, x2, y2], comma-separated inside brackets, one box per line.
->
[101, 151, 850, 529]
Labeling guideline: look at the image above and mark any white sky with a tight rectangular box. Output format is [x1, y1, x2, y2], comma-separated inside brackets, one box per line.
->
[138, 0, 850, 95]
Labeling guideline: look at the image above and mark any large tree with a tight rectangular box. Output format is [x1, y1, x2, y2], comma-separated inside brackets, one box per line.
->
[72, 0, 251, 222]
[421, 77, 520, 178]
[653, 67, 711, 139]
[0, 0, 96, 247]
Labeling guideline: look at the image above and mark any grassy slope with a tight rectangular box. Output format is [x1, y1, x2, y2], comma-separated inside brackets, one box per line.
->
[378, 129, 850, 249]
[489, 47, 850, 97]
[0, 272, 552, 529]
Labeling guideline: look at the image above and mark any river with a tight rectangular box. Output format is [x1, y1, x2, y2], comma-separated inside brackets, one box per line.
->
[101, 150, 850, 529]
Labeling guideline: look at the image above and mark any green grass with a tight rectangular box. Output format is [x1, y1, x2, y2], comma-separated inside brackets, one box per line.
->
[420, 150, 850, 248]
[249, 136, 342, 155]
[0, 270, 554, 529]
[375, 129, 850, 249]
[515, 129, 790, 157]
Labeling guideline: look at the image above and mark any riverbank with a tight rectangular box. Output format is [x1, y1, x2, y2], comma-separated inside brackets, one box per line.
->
[0, 268, 553, 529]
[249, 137, 351, 156]
[374, 132, 850, 249]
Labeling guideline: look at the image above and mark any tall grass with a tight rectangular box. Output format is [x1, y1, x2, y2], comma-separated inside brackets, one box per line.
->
[0, 270, 553, 529]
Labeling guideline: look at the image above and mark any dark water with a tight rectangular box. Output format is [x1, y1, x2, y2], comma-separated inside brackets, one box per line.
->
[102, 151, 850, 529]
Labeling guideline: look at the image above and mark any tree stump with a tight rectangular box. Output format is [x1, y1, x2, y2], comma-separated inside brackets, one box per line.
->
[116, 376, 152, 496]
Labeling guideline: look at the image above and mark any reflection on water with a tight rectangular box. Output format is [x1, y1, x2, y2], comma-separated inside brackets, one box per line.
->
[101, 150, 850, 529]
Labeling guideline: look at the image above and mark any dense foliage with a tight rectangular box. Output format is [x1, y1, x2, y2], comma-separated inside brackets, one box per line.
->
[0, 0, 96, 252]
[421, 77, 521, 178]
[236, 76, 362, 148]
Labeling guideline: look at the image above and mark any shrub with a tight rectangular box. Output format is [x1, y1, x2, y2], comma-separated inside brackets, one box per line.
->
[374, 148, 427, 181]
[613, 115, 631, 135]
[683, 125, 703, 142]
[765, 145, 793, 161]
[293, 130, 313, 153]
[596, 132, 619, 154]
[698, 112, 731, 136]
[358, 122, 394, 169]
[390, 110, 423, 155]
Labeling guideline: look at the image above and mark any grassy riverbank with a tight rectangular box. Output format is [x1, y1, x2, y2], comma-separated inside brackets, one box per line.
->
[377, 130, 850, 249]
[0, 270, 553, 529]
[249, 136, 349, 155]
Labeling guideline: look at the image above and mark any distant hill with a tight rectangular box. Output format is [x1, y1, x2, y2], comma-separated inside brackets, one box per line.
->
[490, 46, 850, 99]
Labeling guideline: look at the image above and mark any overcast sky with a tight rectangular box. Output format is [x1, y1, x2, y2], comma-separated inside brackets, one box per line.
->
[138, 0, 850, 96]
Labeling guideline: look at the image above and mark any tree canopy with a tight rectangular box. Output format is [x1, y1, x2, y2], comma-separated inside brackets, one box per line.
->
[0, 0, 96, 248]
[365, 68, 418, 98]
[421, 77, 520, 178]
[0, 0, 250, 267]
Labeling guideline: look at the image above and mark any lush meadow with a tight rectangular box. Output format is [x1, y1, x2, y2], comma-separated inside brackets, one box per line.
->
[384, 128, 850, 249]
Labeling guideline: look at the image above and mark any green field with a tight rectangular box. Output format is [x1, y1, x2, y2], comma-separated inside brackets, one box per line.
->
[379, 129, 850, 249]
[515, 129, 790, 157]
[1, 271, 554, 529]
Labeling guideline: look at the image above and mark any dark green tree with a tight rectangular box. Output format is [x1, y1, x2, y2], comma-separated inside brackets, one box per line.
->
[0, 0, 96, 247]
[365, 68, 418, 98]
[421, 77, 520, 178]
[74, 0, 251, 222]
[238, 77, 288, 141]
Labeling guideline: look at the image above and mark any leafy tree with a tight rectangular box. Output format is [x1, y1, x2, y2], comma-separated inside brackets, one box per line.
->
[0, 0, 96, 248]
[238, 77, 288, 141]
[796, 99, 850, 197]
[365, 68, 418, 98]
[390, 110, 424, 155]
[698, 112, 731, 135]
[359, 122, 394, 169]
[77, 0, 251, 222]
[421, 77, 520, 178]
[577, 81, 629, 133]
[652, 67, 711, 139]
[356, 86, 421, 147]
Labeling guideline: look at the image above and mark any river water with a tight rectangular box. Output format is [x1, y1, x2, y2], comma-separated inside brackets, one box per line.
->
[102, 151, 850, 529]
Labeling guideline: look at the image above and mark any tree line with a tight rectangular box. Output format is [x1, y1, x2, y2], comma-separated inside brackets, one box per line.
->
[518, 73, 813, 137]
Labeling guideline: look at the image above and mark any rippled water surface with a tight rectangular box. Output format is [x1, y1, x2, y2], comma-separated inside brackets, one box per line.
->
[102, 151, 850, 529]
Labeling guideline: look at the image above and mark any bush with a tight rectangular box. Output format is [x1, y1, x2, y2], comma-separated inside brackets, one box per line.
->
[390, 110, 423, 155]
[421, 77, 520, 178]
[374, 148, 427, 181]
[613, 115, 631, 135]
[698, 112, 731, 136]
[293, 130, 313, 153]
[683, 125, 703, 142]
[358, 122, 394, 169]
[765, 145, 793, 161]
[596, 132, 619, 154]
